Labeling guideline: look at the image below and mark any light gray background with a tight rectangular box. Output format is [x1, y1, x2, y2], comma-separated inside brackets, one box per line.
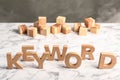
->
[0, 0, 120, 22]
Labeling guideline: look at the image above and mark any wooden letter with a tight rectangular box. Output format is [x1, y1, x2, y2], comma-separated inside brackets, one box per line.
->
[98, 52, 116, 69]
[31, 52, 48, 69]
[22, 45, 34, 61]
[81, 44, 95, 60]
[7, 52, 23, 69]
[44, 45, 68, 61]
[65, 52, 82, 68]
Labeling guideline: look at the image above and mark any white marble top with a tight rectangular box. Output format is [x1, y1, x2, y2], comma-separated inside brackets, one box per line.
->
[0, 23, 120, 80]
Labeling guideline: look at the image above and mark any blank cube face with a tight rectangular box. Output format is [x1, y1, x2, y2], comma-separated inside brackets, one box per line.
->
[18, 24, 27, 35]
[64, 27, 71, 34]
[37, 25, 47, 34]
[56, 16, 66, 25]
[40, 27, 50, 36]
[95, 23, 100, 29]
[51, 26, 59, 34]
[38, 16, 47, 26]
[52, 24, 61, 33]
[79, 27, 87, 36]
[74, 23, 82, 32]
[84, 17, 95, 28]
[90, 23, 100, 34]
[90, 27, 100, 34]
[39, 25, 46, 30]
[27, 27, 37, 37]
[62, 25, 71, 34]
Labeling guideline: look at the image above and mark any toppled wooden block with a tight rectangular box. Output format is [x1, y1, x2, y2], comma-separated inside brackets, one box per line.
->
[38, 16, 47, 26]
[84, 17, 95, 28]
[90, 23, 101, 34]
[51, 24, 61, 34]
[40, 26, 50, 36]
[27, 27, 37, 37]
[61, 24, 71, 34]
[74, 23, 82, 32]
[56, 16, 66, 25]
[18, 24, 27, 35]
[79, 27, 87, 36]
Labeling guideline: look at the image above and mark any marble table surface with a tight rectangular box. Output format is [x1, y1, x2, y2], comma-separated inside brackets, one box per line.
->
[0, 23, 120, 80]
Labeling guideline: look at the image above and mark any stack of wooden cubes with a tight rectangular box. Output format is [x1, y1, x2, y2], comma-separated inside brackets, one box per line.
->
[74, 17, 101, 36]
[18, 16, 101, 37]
[34, 16, 50, 36]
[51, 16, 71, 34]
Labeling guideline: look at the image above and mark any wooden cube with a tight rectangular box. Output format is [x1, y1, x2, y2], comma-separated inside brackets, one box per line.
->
[35, 25, 47, 34]
[61, 24, 71, 34]
[33, 21, 40, 32]
[79, 27, 87, 36]
[40, 27, 50, 36]
[84, 17, 95, 28]
[38, 16, 47, 26]
[95, 23, 100, 29]
[90, 27, 100, 34]
[51, 26, 59, 34]
[74, 23, 82, 32]
[90, 23, 100, 34]
[27, 27, 37, 37]
[18, 24, 27, 35]
[51, 24, 61, 34]
[34, 20, 39, 27]
[56, 16, 66, 25]
[39, 25, 47, 30]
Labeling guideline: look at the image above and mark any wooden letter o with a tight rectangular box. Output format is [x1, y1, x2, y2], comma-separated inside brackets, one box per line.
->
[65, 52, 82, 69]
